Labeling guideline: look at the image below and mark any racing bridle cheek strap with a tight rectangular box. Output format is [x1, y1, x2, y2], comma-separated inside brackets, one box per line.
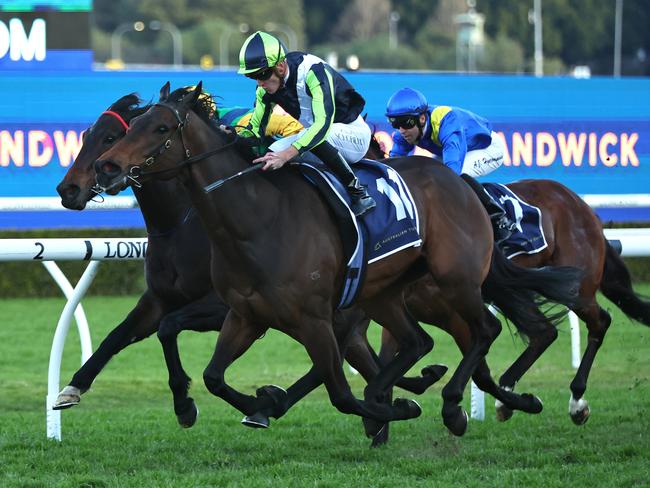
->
[141, 103, 191, 168]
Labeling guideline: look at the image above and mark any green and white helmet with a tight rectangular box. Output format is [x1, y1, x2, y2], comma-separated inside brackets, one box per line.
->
[238, 31, 287, 75]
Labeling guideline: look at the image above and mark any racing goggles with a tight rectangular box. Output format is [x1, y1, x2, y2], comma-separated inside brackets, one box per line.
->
[246, 67, 275, 81]
[388, 116, 418, 130]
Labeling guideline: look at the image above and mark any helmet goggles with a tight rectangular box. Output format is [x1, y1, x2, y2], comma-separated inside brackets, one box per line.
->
[388, 115, 419, 130]
[245, 67, 275, 81]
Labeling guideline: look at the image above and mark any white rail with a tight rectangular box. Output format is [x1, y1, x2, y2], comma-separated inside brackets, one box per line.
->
[0, 238, 147, 441]
[0, 196, 139, 211]
[1, 227, 648, 434]
[2, 193, 650, 212]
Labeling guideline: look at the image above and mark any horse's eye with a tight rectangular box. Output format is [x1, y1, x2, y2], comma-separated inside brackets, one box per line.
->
[157, 126, 169, 134]
[103, 136, 115, 144]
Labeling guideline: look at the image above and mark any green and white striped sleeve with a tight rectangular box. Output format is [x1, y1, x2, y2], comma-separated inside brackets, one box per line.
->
[291, 64, 335, 153]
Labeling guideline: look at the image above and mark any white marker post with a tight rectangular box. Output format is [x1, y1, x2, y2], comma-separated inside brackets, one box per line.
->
[0, 238, 147, 441]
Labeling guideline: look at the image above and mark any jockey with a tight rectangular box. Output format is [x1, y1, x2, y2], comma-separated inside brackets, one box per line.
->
[385, 87, 516, 244]
[237, 31, 376, 216]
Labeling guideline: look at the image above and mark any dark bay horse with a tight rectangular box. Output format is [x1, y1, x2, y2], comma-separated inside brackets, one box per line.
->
[366, 136, 650, 425]
[54, 93, 440, 431]
[54, 94, 227, 427]
[94, 83, 583, 436]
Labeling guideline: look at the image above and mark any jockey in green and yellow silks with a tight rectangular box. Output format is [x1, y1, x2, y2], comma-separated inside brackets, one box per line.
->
[237, 30, 375, 217]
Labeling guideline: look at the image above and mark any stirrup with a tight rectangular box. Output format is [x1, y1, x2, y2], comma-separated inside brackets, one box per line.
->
[351, 195, 376, 217]
[493, 219, 514, 244]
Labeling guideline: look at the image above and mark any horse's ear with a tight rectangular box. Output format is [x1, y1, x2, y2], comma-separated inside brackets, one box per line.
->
[182, 81, 203, 107]
[159, 81, 171, 101]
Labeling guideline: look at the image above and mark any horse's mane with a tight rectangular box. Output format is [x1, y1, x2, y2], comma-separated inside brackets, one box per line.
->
[166, 85, 260, 161]
[168, 86, 219, 129]
[108, 93, 142, 115]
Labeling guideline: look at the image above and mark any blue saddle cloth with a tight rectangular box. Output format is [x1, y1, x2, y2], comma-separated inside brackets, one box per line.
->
[483, 183, 548, 259]
[297, 158, 422, 308]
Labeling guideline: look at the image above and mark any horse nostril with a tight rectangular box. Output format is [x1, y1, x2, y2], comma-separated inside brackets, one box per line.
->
[96, 159, 121, 176]
[58, 184, 80, 200]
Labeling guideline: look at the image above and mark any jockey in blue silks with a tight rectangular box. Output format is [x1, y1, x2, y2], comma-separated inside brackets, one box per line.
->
[386, 87, 516, 244]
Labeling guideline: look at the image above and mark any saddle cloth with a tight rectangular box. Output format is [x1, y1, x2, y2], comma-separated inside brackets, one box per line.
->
[483, 183, 548, 259]
[297, 158, 421, 308]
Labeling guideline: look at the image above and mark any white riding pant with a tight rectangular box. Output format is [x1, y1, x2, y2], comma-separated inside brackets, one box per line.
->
[460, 132, 505, 178]
[269, 115, 371, 163]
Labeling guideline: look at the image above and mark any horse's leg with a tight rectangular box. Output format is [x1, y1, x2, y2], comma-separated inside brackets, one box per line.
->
[494, 313, 559, 421]
[54, 291, 164, 409]
[202, 311, 269, 416]
[362, 298, 434, 398]
[358, 297, 434, 446]
[157, 293, 230, 428]
[568, 300, 611, 425]
[338, 310, 445, 394]
[378, 328, 448, 395]
[297, 315, 423, 425]
[440, 295, 498, 437]
[242, 307, 370, 428]
[467, 312, 544, 419]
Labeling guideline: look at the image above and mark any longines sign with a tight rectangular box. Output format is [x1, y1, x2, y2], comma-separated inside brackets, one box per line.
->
[0, 18, 46, 61]
[0, 9, 91, 70]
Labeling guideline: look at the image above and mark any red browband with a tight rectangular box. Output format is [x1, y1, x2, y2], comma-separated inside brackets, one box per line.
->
[102, 110, 130, 131]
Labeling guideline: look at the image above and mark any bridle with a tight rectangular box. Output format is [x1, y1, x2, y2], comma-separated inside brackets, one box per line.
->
[98, 101, 241, 193]
[97, 97, 272, 197]
[138, 102, 192, 171]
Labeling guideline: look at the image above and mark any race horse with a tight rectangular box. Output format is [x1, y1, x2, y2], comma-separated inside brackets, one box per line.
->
[366, 135, 650, 425]
[93, 82, 583, 436]
[54, 93, 441, 429]
[54, 94, 228, 426]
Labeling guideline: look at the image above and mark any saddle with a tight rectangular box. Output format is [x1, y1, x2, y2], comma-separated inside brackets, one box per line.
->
[483, 183, 548, 259]
[295, 156, 422, 308]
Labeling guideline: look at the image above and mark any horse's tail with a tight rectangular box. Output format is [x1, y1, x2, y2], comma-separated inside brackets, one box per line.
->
[600, 239, 650, 326]
[482, 247, 584, 337]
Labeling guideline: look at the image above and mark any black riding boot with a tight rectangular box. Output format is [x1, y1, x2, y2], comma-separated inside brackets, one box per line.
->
[460, 173, 516, 244]
[311, 142, 376, 217]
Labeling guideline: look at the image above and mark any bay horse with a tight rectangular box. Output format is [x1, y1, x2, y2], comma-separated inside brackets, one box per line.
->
[54, 93, 441, 430]
[54, 94, 227, 426]
[366, 135, 650, 425]
[93, 82, 583, 436]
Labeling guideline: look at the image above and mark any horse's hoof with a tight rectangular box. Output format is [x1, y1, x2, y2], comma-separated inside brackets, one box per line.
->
[362, 417, 385, 438]
[370, 424, 389, 448]
[422, 364, 448, 382]
[241, 412, 270, 429]
[521, 393, 544, 414]
[569, 397, 590, 425]
[570, 407, 590, 425]
[495, 399, 514, 422]
[443, 407, 468, 437]
[52, 385, 81, 410]
[177, 399, 199, 428]
[393, 398, 422, 419]
[256, 384, 288, 417]
[256, 384, 287, 401]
